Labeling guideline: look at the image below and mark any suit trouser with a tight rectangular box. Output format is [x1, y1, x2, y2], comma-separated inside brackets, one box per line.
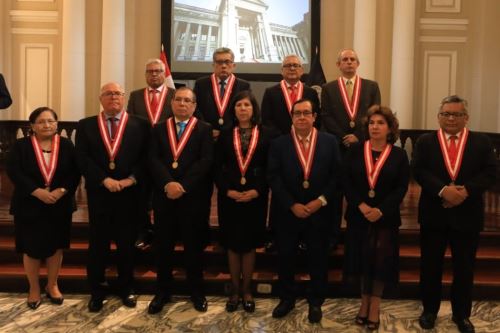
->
[87, 208, 137, 298]
[153, 196, 207, 297]
[275, 218, 329, 306]
[420, 224, 479, 319]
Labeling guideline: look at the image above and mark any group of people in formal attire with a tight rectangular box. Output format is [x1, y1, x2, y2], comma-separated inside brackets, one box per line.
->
[4, 47, 496, 333]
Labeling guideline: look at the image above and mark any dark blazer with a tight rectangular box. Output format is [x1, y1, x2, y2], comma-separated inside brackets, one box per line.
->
[215, 126, 273, 196]
[7, 136, 80, 217]
[193, 76, 250, 132]
[127, 87, 174, 125]
[342, 142, 410, 228]
[321, 78, 380, 144]
[267, 131, 340, 229]
[75, 114, 150, 212]
[149, 117, 214, 206]
[412, 131, 497, 232]
[0, 73, 12, 109]
[261, 83, 321, 135]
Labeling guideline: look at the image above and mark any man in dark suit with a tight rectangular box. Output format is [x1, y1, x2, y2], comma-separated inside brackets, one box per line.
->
[75, 82, 150, 312]
[412, 95, 496, 333]
[321, 48, 381, 249]
[261, 54, 321, 136]
[0, 73, 12, 109]
[148, 87, 214, 315]
[261, 54, 321, 252]
[127, 58, 175, 250]
[267, 98, 340, 324]
[193, 47, 250, 140]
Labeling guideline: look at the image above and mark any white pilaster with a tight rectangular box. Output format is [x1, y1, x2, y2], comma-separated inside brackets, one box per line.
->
[100, 0, 125, 87]
[353, 0, 377, 79]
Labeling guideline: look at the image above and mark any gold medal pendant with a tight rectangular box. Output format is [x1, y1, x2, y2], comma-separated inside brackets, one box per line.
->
[45, 186, 50, 191]
[368, 189, 375, 198]
[172, 161, 178, 169]
[449, 182, 455, 186]
[109, 161, 116, 170]
[218, 118, 224, 125]
[303, 180, 310, 189]
[349, 121, 355, 128]
[240, 176, 246, 185]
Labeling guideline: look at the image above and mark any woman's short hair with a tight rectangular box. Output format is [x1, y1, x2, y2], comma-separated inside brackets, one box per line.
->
[363, 105, 399, 144]
[29, 107, 58, 124]
[230, 90, 261, 127]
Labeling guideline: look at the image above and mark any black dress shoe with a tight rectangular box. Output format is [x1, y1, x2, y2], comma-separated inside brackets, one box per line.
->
[88, 297, 104, 312]
[121, 294, 137, 308]
[225, 297, 239, 313]
[242, 300, 255, 313]
[191, 295, 208, 312]
[27, 299, 41, 310]
[148, 293, 171, 314]
[45, 291, 64, 305]
[452, 316, 475, 333]
[418, 312, 437, 329]
[308, 305, 322, 323]
[135, 230, 153, 249]
[272, 300, 295, 318]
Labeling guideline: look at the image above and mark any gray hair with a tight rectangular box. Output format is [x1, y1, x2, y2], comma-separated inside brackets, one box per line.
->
[145, 58, 165, 72]
[212, 47, 235, 62]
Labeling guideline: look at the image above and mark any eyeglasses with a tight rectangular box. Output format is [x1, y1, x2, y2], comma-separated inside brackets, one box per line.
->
[101, 91, 125, 97]
[214, 60, 233, 66]
[34, 119, 57, 125]
[291, 111, 313, 118]
[173, 97, 194, 104]
[283, 63, 302, 69]
[439, 112, 467, 119]
[146, 69, 164, 75]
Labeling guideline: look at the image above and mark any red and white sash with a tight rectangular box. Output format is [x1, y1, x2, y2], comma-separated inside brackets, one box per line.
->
[363, 140, 392, 196]
[233, 126, 259, 183]
[280, 80, 304, 114]
[211, 74, 235, 121]
[97, 111, 129, 164]
[31, 134, 60, 188]
[166, 117, 198, 166]
[143, 86, 168, 126]
[437, 128, 468, 183]
[291, 127, 318, 186]
[338, 76, 361, 123]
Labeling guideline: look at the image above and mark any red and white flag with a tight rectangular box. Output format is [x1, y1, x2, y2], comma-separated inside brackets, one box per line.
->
[160, 44, 175, 89]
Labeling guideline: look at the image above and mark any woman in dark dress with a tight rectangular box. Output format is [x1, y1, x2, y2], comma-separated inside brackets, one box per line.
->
[6, 107, 80, 309]
[342, 106, 410, 330]
[215, 91, 272, 313]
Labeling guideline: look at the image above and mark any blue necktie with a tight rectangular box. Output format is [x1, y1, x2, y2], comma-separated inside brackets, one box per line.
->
[177, 122, 186, 139]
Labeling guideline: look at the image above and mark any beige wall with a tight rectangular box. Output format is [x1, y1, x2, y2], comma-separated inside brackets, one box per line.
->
[1, 0, 499, 131]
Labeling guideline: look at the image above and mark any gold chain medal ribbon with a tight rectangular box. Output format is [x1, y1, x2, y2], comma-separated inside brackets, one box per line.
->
[363, 140, 392, 198]
[291, 127, 318, 189]
[143, 86, 168, 126]
[338, 75, 361, 128]
[280, 80, 304, 115]
[233, 126, 260, 185]
[166, 116, 198, 169]
[31, 134, 60, 190]
[437, 128, 468, 185]
[97, 111, 129, 170]
[211, 73, 235, 126]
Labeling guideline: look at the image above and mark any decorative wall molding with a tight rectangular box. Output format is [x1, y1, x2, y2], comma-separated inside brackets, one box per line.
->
[425, 0, 461, 13]
[420, 18, 468, 31]
[20, 43, 53, 119]
[422, 50, 457, 129]
[419, 36, 467, 43]
[11, 28, 58, 35]
[16, 0, 55, 2]
[9, 10, 58, 23]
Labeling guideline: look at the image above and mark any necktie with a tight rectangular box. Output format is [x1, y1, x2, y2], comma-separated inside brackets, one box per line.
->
[150, 90, 159, 111]
[109, 118, 117, 140]
[346, 80, 353, 101]
[449, 135, 458, 166]
[299, 137, 309, 152]
[220, 80, 226, 97]
[290, 85, 297, 103]
[177, 122, 186, 139]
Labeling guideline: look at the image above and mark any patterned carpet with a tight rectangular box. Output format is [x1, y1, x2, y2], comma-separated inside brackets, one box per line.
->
[1, 293, 499, 332]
